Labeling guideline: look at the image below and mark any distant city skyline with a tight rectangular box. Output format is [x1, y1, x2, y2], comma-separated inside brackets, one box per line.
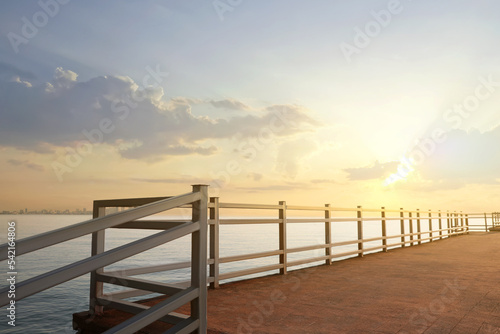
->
[0, 206, 133, 215]
[1, 208, 92, 215]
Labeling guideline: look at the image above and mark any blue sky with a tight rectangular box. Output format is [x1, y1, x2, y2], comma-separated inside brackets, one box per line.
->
[1, 0, 500, 211]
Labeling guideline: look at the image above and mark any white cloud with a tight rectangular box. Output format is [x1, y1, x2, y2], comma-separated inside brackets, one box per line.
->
[7, 159, 44, 172]
[208, 98, 252, 111]
[0, 67, 321, 160]
[344, 161, 399, 181]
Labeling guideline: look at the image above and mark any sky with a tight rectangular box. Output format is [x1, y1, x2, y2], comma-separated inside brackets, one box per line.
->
[0, 0, 499, 213]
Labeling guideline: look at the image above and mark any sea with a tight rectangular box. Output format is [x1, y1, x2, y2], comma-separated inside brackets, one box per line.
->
[0, 214, 432, 333]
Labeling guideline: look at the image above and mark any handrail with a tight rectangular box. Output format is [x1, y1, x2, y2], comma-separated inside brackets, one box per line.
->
[0, 222, 198, 306]
[205, 200, 495, 289]
[1, 188, 494, 333]
[0, 185, 209, 334]
[0, 191, 200, 260]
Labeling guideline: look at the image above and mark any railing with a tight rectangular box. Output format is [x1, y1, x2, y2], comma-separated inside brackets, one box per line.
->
[91, 199, 495, 293]
[0, 185, 209, 334]
[206, 202, 478, 288]
[493, 212, 500, 227]
[1, 188, 496, 332]
[466, 212, 500, 232]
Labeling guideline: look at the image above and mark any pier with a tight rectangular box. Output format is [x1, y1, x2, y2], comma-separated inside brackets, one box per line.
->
[1, 185, 498, 333]
[76, 232, 500, 333]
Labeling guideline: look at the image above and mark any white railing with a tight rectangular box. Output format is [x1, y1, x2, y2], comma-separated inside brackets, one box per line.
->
[0, 185, 209, 334]
[102, 199, 495, 292]
[206, 202, 477, 288]
[466, 212, 500, 231]
[1, 188, 495, 332]
[493, 212, 500, 227]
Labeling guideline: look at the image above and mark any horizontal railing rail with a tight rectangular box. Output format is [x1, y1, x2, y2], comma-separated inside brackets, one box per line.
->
[205, 200, 495, 288]
[92, 199, 494, 294]
[0, 222, 198, 305]
[1, 187, 495, 333]
[0, 192, 200, 260]
[0, 185, 209, 334]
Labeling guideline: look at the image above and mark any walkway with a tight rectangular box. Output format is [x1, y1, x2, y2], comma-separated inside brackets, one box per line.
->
[206, 233, 500, 333]
[74, 233, 500, 333]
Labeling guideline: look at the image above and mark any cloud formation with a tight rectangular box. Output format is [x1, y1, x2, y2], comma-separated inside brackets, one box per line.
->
[0, 66, 320, 160]
[7, 159, 44, 172]
[351, 127, 500, 189]
[208, 98, 252, 111]
[344, 161, 399, 181]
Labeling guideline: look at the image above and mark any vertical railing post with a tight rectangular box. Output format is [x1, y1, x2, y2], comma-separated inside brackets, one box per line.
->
[408, 211, 414, 246]
[454, 211, 458, 235]
[446, 211, 451, 238]
[465, 213, 469, 234]
[438, 210, 443, 240]
[191, 184, 208, 334]
[400, 208, 405, 248]
[416, 209, 421, 245]
[460, 211, 464, 234]
[381, 207, 387, 252]
[428, 210, 433, 242]
[324, 204, 332, 265]
[209, 197, 219, 289]
[357, 206, 363, 257]
[279, 201, 287, 275]
[484, 212, 488, 232]
[89, 203, 106, 315]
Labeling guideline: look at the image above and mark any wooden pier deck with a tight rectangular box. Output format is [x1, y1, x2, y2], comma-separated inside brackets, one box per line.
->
[75, 232, 500, 334]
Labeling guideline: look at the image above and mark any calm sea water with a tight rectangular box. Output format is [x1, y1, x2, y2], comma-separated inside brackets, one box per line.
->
[0, 214, 427, 333]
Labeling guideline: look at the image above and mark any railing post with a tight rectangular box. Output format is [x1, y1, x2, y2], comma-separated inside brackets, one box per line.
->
[209, 197, 220, 289]
[381, 207, 387, 252]
[460, 211, 464, 234]
[446, 211, 451, 238]
[325, 204, 332, 265]
[465, 213, 469, 234]
[408, 211, 414, 246]
[454, 211, 458, 235]
[357, 206, 363, 257]
[400, 208, 405, 248]
[484, 212, 488, 232]
[416, 209, 421, 245]
[428, 210, 433, 242]
[438, 210, 443, 240]
[279, 201, 287, 275]
[191, 184, 208, 334]
[89, 203, 105, 315]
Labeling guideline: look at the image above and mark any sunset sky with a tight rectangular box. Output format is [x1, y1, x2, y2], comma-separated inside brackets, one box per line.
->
[1, 0, 499, 212]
